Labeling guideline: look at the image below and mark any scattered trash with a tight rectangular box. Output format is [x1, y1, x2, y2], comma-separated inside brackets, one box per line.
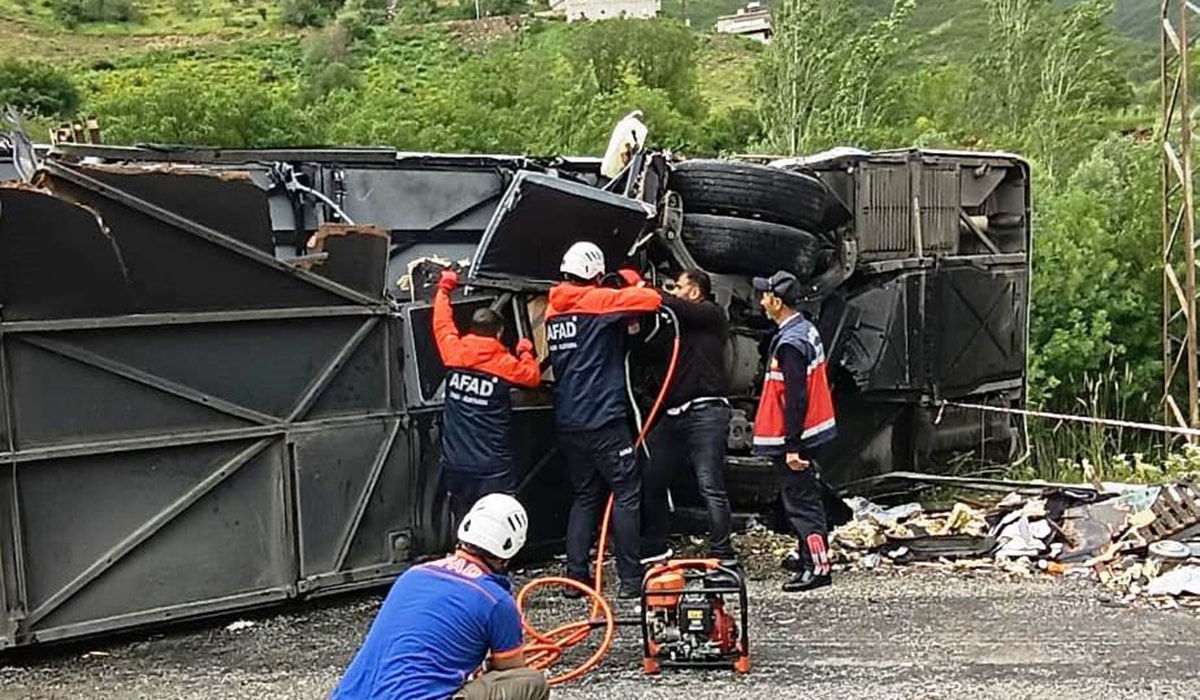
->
[1146, 566, 1200, 597]
[225, 620, 256, 633]
[1149, 540, 1192, 562]
[826, 479, 1200, 610]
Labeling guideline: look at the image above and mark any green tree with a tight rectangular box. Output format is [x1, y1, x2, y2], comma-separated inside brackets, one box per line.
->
[0, 59, 80, 118]
[756, 0, 914, 155]
[1029, 136, 1161, 413]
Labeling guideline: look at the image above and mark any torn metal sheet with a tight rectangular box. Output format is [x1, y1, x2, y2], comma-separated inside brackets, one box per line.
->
[305, 223, 390, 297]
[0, 184, 134, 320]
[77, 163, 276, 254]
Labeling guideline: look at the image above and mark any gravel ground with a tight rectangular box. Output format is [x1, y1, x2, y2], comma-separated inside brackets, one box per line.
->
[2, 562, 1199, 700]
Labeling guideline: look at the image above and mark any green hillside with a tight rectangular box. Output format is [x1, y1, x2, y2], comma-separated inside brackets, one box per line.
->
[0, 0, 1185, 478]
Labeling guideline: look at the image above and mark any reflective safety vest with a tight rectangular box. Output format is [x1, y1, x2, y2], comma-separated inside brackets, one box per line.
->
[751, 314, 837, 456]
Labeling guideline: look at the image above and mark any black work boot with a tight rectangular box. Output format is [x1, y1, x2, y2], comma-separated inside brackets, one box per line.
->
[561, 574, 592, 600]
[782, 569, 831, 593]
[617, 581, 642, 600]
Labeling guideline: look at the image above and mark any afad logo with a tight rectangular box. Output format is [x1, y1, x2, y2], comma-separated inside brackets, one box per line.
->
[431, 555, 484, 579]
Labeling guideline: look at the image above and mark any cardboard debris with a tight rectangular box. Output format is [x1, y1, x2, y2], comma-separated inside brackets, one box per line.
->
[827, 479, 1200, 608]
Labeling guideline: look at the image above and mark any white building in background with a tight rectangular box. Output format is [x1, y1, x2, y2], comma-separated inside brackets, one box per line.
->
[548, 0, 662, 22]
[716, 2, 772, 43]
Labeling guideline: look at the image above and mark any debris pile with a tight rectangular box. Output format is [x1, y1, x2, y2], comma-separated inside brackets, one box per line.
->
[828, 482, 1200, 610]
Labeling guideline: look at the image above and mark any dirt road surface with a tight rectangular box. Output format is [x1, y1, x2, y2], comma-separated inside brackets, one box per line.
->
[2, 567, 1198, 700]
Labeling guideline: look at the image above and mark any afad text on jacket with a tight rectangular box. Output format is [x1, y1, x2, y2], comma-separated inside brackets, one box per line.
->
[434, 288, 541, 474]
[545, 281, 662, 431]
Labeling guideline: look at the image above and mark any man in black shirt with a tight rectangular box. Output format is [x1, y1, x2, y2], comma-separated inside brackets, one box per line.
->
[640, 269, 736, 564]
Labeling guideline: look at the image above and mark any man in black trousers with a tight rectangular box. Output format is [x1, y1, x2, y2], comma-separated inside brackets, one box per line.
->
[640, 269, 737, 567]
[751, 270, 838, 592]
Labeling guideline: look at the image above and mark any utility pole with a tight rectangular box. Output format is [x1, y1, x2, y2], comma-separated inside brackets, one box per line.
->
[475, 0, 482, 19]
[1161, 0, 1200, 444]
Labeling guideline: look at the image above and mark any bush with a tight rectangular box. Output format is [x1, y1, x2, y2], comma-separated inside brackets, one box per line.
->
[281, 0, 345, 27]
[50, 0, 142, 26]
[0, 59, 80, 118]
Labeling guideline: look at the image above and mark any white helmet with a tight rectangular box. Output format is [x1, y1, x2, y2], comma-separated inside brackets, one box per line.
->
[457, 493, 529, 560]
[560, 241, 606, 280]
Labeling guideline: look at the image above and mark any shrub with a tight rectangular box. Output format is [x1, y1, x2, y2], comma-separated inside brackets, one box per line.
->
[0, 59, 80, 118]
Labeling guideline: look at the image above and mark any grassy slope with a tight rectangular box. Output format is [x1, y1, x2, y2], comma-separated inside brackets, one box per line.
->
[0, 0, 1158, 135]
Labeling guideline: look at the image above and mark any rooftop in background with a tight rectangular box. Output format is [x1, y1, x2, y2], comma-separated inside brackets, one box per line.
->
[716, 1, 771, 43]
[547, 0, 662, 22]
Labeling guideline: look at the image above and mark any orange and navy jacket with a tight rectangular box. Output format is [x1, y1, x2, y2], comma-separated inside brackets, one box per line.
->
[545, 282, 662, 431]
[434, 288, 540, 474]
[752, 313, 837, 456]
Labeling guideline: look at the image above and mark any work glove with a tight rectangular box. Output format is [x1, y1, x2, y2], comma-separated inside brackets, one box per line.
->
[516, 337, 534, 355]
[437, 269, 459, 292]
[618, 268, 645, 288]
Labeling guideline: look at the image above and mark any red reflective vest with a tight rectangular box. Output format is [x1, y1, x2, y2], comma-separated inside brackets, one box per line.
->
[751, 313, 837, 456]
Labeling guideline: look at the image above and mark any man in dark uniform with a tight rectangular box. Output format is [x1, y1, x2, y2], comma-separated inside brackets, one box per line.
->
[640, 269, 737, 566]
[434, 269, 542, 524]
[751, 270, 838, 592]
[546, 241, 663, 599]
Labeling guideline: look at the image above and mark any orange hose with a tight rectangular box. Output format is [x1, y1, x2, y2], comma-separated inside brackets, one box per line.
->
[517, 316, 681, 686]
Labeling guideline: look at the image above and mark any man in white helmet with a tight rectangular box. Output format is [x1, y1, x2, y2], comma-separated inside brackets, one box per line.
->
[545, 241, 662, 599]
[332, 494, 548, 700]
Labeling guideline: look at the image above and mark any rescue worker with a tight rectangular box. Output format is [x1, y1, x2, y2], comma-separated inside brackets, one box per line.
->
[434, 269, 541, 524]
[331, 493, 549, 700]
[640, 269, 737, 566]
[546, 241, 662, 599]
[751, 270, 837, 592]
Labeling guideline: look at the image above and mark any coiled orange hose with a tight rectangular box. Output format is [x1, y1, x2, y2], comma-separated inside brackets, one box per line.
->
[517, 309, 681, 686]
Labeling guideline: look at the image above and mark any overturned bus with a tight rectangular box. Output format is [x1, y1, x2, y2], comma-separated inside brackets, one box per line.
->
[0, 137, 1030, 648]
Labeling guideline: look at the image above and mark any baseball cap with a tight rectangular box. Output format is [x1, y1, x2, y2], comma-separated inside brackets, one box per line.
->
[752, 270, 803, 306]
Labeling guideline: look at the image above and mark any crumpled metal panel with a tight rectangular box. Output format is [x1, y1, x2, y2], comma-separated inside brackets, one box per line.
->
[29, 167, 369, 318]
[307, 223, 390, 297]
[822, 272, 921, 394]
[85, 165, 275, 254]
[0, 185, 134, 321]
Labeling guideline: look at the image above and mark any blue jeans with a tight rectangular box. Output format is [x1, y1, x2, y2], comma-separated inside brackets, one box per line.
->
[558, 419, 642, 586]
[641, 403, 734, 559]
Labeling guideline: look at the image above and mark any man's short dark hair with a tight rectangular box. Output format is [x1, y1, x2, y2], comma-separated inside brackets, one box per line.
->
[681, 269, 712, 299]
[470, 308, 504, 337]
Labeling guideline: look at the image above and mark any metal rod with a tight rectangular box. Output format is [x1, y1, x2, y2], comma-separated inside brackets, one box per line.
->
[19, 335, 279, 426]
[31, 585, 292, 643]
[288, 317, 380, 423]
[333, 418, 403, 572]
[0, 410, 398, 463]
[1179, 1, 1200, 430]
[26, 439, 273, 626]
[0, 305, 383, 334]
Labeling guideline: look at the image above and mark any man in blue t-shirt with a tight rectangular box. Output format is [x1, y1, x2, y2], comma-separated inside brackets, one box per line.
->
[331, 494, 549, 700]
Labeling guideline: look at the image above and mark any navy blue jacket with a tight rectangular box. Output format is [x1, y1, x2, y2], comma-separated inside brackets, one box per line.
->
[545, 281, 662, 431]
[434, 289, 541, 474]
